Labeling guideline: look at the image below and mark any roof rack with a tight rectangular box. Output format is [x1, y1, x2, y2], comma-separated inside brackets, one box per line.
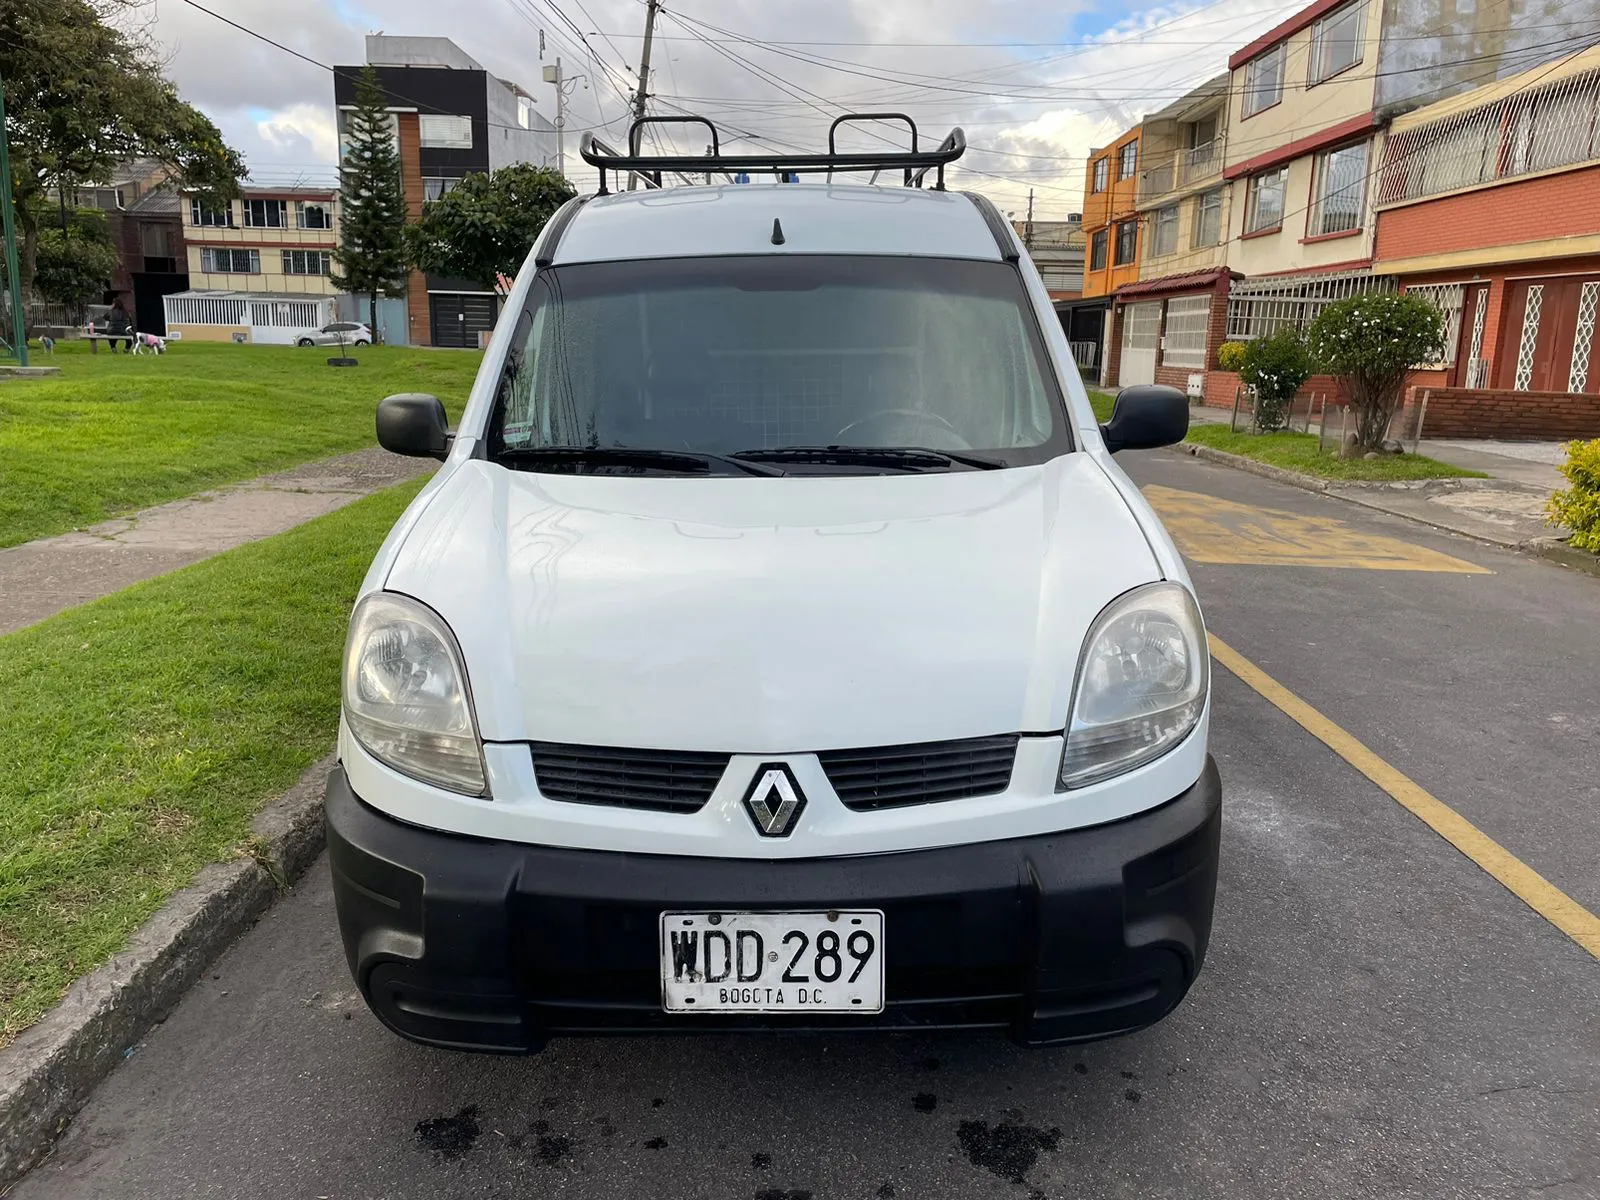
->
[580, 114, 967, 195]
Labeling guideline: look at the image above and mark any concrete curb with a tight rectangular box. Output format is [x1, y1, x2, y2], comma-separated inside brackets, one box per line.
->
[0, 753, 334, 1186]
[1172, 443, 1600, 574]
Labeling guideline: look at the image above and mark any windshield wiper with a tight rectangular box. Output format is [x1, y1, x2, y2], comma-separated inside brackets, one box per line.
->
[731, 445, 1006, 472]
[495, 445, 785, 477]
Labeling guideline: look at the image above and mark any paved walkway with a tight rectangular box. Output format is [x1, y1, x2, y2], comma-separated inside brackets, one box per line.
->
[0, 449, 433, 636]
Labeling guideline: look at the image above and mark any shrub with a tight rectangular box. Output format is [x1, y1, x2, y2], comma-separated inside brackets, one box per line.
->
[1217, 341, 1247, 372]
[1238, 329, 1313, 432]
[1548, 438, 1600, 552]
[1307, 292, 1445, 451]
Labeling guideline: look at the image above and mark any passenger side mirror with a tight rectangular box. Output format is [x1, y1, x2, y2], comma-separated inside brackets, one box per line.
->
[1099, 384, 1189, 453]
[377, 393, 452, 461]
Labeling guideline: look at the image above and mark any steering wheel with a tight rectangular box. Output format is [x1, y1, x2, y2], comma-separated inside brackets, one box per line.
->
[833, 408, 969, 448]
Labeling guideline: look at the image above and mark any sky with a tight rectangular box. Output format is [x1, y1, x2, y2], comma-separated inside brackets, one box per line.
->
[140, 0, 1311, 216]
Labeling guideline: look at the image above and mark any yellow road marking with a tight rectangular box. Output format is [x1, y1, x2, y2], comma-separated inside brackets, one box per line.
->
[1145, 485, 1490, 573]
[1209, 635, 1600, 961]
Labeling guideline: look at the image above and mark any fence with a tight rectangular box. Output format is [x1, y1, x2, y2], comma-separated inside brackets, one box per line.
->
[163, 292, 335, 344]
[1226, 269, 1394, 340]
[1069, 340, 1099, 370]
[1378, 65, 1600, 206]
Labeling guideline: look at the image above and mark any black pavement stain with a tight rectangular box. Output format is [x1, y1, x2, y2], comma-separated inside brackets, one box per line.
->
[651, 1097, 665, 1107]
[537, 1133, 573, 1164]
[752, 1153, 773, 1169]
[913, 1093, 938, 1113]
[645, 1137, 668, 1150]
[923, 1057, 941, 1071]
[956, 1120, 1062, 1185]
[1072, 1062, 1087, 1075]
[413, 1105, 481, 1161]
[877, 1185, 896, 1198]
[1125, 1090, 1142, 1104]
[754, 1191, 813, 1200]
[1120, 1070, 1138, 1080]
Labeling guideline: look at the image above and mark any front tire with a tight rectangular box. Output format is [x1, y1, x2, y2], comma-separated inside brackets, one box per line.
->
[354, 338, 370, 346]
[297, 337, 314, 347]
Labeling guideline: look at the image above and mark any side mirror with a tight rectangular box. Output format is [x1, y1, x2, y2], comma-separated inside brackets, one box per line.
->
[377, 393, 451, 460]
[1099, 384, 1189, 453]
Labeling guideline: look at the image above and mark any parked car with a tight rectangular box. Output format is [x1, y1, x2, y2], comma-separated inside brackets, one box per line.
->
[298, 321, 371, 347]
[327, 118, 1218, 1055]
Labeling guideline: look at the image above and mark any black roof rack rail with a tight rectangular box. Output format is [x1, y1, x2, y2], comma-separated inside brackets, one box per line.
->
[580, 113, 966, 196]
[962, 191, 1022, 263]
[533, 194, 591, 268]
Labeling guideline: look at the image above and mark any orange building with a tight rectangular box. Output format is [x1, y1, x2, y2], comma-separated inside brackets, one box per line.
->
[1081, 127, 1144, 300]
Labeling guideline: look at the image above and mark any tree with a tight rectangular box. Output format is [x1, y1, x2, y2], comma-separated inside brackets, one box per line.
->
[407, 164, 575, 289]
[0, 0, 245, 298]
[1307, 293, 1446, 451]
[34, 227, 120, 315]
[329, 66, 408, 338]
[1238, 329, 1314, 432]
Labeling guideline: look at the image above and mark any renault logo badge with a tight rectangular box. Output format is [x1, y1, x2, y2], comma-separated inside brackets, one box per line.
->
[743, 764, 806, 837]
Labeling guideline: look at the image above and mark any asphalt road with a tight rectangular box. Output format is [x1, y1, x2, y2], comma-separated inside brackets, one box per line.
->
[13, 451, 1599, 1200]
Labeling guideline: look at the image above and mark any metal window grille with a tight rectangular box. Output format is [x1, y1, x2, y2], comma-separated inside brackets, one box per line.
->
[1405, 283, 1465, 367]
[1569, 282, 1598, 394]
[1308, 141, 1370, 236]
[1226, 269, 1392, 340]
[1378, 67, 1600, 205]
[1514, 285, 1544, 390]
[1162, 296, 1212, 368]
[201, 248, 260, 274]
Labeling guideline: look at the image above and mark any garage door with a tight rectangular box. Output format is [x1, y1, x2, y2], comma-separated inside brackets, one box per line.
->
[430, 293, 497, 349]
[1120, 301, 1160, 386]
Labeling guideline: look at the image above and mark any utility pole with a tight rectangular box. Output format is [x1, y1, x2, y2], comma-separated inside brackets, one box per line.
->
[628, 0, 661, 190]
[543, 57, 567, 177]
[1024, 189, 1035, 252]
[0, 71, 29, 367]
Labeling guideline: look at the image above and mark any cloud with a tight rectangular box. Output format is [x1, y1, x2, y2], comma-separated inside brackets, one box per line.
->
[146, 0, 1308, 213]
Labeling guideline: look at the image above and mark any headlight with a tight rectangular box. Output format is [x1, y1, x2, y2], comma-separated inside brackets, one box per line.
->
[1059, 582, 1207, 790]
[342, 592, 487, 795]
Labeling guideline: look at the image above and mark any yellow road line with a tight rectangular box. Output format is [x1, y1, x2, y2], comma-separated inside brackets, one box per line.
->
[1209, 634, 1600, 962]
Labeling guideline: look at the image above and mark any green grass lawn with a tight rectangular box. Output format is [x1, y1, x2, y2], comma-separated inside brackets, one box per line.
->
[0, 340, 480, 547]
[1184, 423, 1484, 482]
[0, 479, 424, 1047]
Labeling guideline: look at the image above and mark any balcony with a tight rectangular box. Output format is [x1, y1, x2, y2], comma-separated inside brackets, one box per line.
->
[1137, 161, 1175, 203]
[1179, 140, 1221, 186]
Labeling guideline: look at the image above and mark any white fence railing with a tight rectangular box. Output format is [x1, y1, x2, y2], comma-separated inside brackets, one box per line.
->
[1069, 340, 1099, 370]
[1179, 140, 1221, 186]
[1377, 66, 1600, 205]
[1226, 270, 1394, 340]
[164, 292, 336, 344]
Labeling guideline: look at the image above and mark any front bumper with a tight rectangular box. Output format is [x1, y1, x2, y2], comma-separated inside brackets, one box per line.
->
[325, 758, 1221, 1052]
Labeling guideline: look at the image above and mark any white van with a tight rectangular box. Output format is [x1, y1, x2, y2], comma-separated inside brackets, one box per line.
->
[326, 118, 1220, 1052]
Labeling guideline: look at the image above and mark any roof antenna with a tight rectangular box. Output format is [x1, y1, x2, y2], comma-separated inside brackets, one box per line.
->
[770, 218, 786, 246]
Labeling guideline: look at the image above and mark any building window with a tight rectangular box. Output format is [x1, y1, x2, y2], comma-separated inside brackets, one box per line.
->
[1244, 166, 1288, 234]
[190, 200, 231, 227]
[1308, 141, 1369, 236]
[1227, 269, 1391, 340]
[423, 176, 462, 203]
[1404, 284, 1465, 367]
[1091, 158, 1109, 193]
[1090, 228, 1108, 271]
[281, 250, 331, 276]
[200, 247, 260, 274]
[297, 201, 332, 230]
[1039, 268, 1078, 291]
[1163, 296, 1212, 368]
[1151, 205, 1180, 257]
[1193, 188, 1224, 247]
[1114, 220, 1138, 265]
[1311, 0, 1366, 85]
[1243, 44, 1286, 117]
[1118, 140, 1139, 180]
[242, 199, 287, 228]
[419, 114, 474, 148]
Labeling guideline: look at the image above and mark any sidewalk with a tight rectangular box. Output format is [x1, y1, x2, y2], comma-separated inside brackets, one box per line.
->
[0, 449, 432, 636]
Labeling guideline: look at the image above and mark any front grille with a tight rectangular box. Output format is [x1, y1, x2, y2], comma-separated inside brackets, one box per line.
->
[530, 743, 729, 813]
[818, 735, 1020, 811]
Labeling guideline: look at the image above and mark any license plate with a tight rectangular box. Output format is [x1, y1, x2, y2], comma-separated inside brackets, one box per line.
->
[660, 911, 885, 1014]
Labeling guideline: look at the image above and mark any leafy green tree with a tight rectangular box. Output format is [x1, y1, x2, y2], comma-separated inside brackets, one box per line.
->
[0, 0, 245, 297]
[1238, 329, 1314, 433]
[407, 164, 575, 289]
[34, 229, 120, 315]
[329, 66, 408, 338]
[1308, 293, 1446, 451]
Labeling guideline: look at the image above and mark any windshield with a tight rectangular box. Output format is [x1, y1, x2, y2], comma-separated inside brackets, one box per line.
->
[487, 255, 1072, 474]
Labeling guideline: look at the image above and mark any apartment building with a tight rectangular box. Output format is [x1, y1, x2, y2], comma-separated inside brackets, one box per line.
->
[1372, 47, 1600, 437]
[332, 36, 559, 348]
[1093, 0, 1600, 404]
[1080, 127, 1144, 301]
[182, 186, 340, 297]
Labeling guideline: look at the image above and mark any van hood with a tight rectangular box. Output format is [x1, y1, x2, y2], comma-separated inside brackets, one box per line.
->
[382, 456, 1162, 751]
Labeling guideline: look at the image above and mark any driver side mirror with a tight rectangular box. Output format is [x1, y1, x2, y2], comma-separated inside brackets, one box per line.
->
[1099, 384, 1189, 453]
[377, 393, 452, 461]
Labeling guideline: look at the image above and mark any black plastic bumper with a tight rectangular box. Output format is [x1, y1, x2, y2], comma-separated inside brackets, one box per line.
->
[325, 758, 1221, 1053]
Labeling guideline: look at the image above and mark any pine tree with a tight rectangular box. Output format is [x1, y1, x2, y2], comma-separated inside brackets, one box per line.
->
[330, 66, 407, 339]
